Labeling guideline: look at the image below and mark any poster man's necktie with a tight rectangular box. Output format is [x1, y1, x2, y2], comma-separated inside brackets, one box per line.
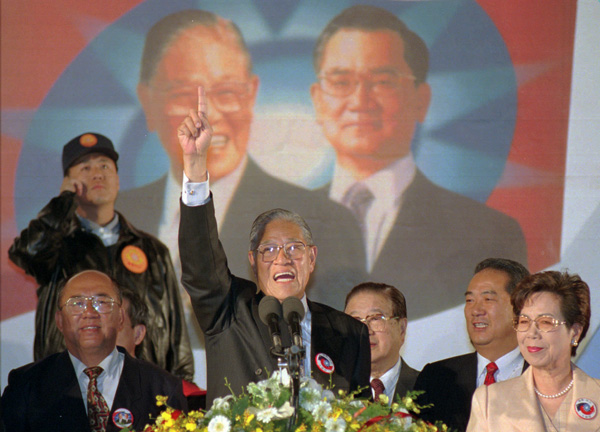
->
[371, 378, 385, 402]
[84, 366, 110, 431]
[484, 361, 498, 386]
[342, 182, 375, 242]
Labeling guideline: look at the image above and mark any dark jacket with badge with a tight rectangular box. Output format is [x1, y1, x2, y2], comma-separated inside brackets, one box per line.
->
[8, 191, 193, 381]
[0, 346, 187, 432]
[179, 197, 371, 404]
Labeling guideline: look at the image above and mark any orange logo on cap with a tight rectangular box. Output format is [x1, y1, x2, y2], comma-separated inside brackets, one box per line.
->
[79, 133, 98, 147]
[121, 245, 148, 274]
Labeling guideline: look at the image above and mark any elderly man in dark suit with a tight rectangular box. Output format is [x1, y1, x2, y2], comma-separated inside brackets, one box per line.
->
[344, 282, 418, 404]
[1, 270, 186, 432]
[177, 87, 371, 404]
[413, 258, 529, 432]
[310, 4, 527, 317]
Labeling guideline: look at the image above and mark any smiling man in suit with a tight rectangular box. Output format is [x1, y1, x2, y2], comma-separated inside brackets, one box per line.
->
[176, 87, 371, 404]
[344, 282, 418, 404]
[1, 270, 186, 432]
[414, 258, 529, 432]
[310, 4, 527, 318]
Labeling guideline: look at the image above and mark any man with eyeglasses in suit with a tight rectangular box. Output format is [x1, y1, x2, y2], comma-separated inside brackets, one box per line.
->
[344, 282, 418, 404]
[1, 270, 186, 432]
[310, 4, 527, 317]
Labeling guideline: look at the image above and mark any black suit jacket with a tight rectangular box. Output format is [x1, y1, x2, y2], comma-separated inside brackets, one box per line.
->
[1, 347, 187, 432]
[318, 170, 528, 318]
[118, 158, 366, 309]
[414, 352, 478, 432]
[178, 197, 371, 404]
[392, 358, 419, 402]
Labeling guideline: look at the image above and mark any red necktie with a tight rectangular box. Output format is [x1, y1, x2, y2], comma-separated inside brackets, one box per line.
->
[484, 362, 498, 386]
[371, 378, 385, 401]
[84, 366, 110, 432]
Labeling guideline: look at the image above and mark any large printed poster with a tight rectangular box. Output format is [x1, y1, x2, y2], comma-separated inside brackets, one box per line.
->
[3, 0, 597, 389]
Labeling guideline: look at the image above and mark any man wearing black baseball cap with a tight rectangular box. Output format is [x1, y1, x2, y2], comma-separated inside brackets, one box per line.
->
[9, 132, 194, 383]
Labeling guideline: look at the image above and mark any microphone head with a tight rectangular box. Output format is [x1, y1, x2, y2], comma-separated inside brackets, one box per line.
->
[282, 296, 305, 323]
[258, 295, 283, 325]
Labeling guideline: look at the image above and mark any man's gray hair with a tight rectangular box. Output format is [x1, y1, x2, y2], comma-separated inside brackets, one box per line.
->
[249, 208, 314, 253]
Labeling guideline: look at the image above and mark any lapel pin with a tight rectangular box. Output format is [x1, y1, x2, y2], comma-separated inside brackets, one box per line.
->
[315, 353, 335, 374]
[575, 398, 597, 420]
[112, 408, 134, 428]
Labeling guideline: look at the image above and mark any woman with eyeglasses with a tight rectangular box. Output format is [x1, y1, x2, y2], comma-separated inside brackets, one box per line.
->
[467, 270, 599, 431]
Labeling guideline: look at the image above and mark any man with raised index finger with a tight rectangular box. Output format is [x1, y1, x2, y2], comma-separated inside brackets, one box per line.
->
[177, 87, 371, 403]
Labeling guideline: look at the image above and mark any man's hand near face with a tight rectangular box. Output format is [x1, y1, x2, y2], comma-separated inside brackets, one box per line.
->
[177, 86, 213, 182]
[60, 175, 86, 198]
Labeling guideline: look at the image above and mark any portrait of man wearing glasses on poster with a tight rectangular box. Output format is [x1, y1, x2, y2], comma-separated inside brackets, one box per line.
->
[310, 5, 528, 316]
[118, 9, 364, 296]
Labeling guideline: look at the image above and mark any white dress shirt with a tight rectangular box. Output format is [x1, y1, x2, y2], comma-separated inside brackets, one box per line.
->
[476, 346, 524, 387]
[70, 347, 125, 411]
[371, 356, 402, 405]
[329, 154, 417, 272]
[77, 214, 120, 247]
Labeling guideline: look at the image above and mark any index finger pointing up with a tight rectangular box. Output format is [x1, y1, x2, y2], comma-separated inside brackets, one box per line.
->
[198, 86, 207, 116]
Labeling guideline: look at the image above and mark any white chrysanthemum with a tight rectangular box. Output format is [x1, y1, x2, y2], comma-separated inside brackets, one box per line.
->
[325, 416, 346, 432]
[300, 387, 321, 412]
[321, 389, 335, 401]
[349, 400, 365, 409]
[273, 401, 294, 420]
[272, 368, 291, 387]
[311, 400, 332, 422]
[301, 377, 323, 393]
[389, 409, 412, 427]
[207, 415, 231, 432]
[211, 395, 232, 412]
[256, 407, 278, 423]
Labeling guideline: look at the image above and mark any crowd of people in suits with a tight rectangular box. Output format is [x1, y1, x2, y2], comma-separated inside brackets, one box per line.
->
[2, 4, 599, 432]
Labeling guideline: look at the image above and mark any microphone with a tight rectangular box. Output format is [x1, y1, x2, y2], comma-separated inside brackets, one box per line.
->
[258, 296, 284, 355]
[282, 297, 305, 348]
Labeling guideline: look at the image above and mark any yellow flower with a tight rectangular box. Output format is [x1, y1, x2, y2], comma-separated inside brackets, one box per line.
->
[161, 412, 172, 421]
[185, 422, 197, 431]
[156, 395, 169, 407]
[244, 413, 255, 425]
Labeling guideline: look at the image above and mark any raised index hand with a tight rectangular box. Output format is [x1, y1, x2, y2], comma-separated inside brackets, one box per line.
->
[177, 86, 213, 182]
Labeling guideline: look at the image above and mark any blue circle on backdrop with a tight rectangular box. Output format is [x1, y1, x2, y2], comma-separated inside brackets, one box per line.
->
[16, 0, 516, 228]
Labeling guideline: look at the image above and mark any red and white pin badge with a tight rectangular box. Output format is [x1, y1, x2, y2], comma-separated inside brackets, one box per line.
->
[575, 398, 597, 420]
[112, 408, 134, 428]
[315, 353, 335, 374]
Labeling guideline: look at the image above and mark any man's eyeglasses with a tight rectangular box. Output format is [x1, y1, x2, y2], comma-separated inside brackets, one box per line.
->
[354, 314, 400, 332]
[513, 314, 567, 333]
[318, 70, 416, 98]
[255, 241, 308, 263]
[154, 82, 251, 114]
[60, 295, 118, 315]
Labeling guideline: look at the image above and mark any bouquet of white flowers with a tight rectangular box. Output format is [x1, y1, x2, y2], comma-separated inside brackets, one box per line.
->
[138, 370, 448, 432]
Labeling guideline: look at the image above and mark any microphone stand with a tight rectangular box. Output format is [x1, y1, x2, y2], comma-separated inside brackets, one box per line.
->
[285, 343, 305, 430]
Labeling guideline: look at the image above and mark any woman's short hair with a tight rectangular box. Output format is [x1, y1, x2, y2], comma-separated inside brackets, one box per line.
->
[511, 270, 591, 356]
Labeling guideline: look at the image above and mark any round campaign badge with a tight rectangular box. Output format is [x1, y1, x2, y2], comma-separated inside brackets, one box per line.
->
[575, 398, 597, 420]
[315, 353, 335, 374]
[121, 245, 148, 274]
[79, 133, 98, 147]
[112, 408, 134, 428]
